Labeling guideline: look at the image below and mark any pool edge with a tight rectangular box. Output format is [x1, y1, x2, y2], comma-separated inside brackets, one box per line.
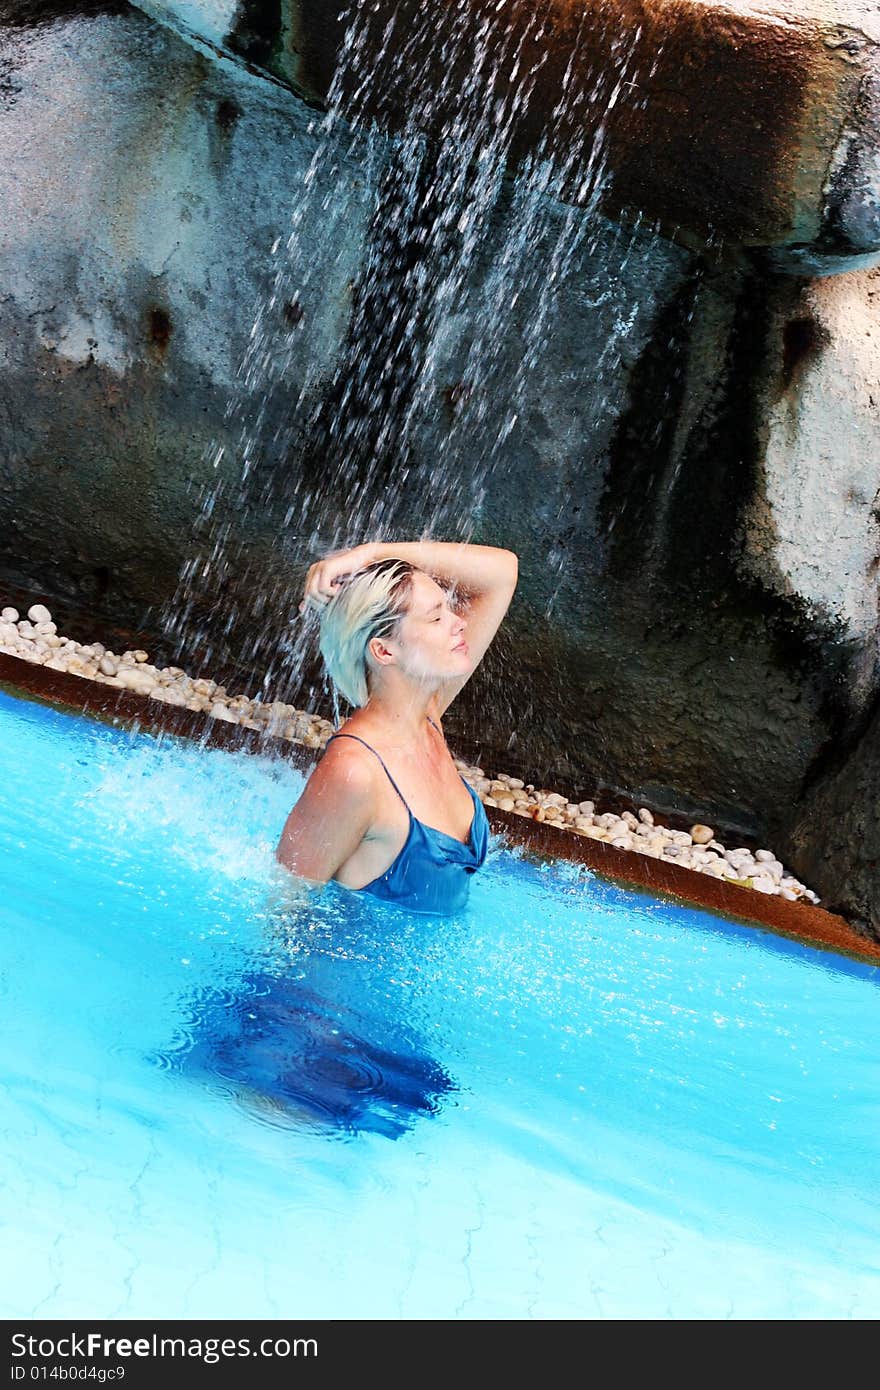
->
[2, 651, 877, 968]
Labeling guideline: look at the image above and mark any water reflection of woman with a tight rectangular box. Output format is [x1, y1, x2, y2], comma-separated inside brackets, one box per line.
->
[276, 541, 518, 917]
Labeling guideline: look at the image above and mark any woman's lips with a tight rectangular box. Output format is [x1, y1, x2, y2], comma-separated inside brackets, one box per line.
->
[453, 640, 468, 653]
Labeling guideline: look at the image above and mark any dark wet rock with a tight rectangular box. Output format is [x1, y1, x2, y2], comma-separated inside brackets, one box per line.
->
[776, 694, 880, 940]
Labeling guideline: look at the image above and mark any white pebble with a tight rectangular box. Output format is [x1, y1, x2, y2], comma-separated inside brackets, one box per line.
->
[152, 687, 188, 707]
[263, 700, 294, 729]
[637, 807, 654, 825]
[27, 604, 51, 625]
[690, 824, 714, 845]
[1, 607, 19, 623]
[116, 667, 156, 694]
[66, 659, 95, 679]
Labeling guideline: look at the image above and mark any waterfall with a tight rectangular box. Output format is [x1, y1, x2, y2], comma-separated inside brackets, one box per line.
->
[164, 1, 659, 712]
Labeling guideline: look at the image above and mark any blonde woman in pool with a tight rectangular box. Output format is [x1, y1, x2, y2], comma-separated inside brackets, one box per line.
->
[276, 541, 518, 914]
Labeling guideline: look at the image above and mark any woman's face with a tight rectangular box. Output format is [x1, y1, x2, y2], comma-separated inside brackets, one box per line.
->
[383, 570, 469, 684]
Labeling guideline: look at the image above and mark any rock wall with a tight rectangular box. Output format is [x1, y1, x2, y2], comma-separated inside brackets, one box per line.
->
[134, 0, 880, 270]
[0, 2, 878, 930]
[778, 692, 879, 935]
[0, 4, 372, 617]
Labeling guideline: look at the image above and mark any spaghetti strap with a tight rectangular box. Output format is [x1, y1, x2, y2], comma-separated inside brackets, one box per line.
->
[325, 733, 411, 814]
[323, 718, 489, 915]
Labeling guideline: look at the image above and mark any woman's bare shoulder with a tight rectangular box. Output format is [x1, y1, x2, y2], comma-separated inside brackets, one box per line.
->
[276, 735, 378, 878]
[309, 732, 379, 796]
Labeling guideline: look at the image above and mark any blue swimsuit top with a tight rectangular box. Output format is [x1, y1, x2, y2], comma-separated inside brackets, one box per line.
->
[325, 720, 490, 916]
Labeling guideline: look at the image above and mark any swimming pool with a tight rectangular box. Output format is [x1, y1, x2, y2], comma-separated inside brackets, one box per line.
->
[2, 686, 878, 1319]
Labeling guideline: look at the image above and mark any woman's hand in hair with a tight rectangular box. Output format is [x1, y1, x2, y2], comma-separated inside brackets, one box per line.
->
[298, 544, 377, 614]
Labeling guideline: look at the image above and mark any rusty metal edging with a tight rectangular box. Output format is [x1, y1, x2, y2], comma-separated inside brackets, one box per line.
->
[1, 650, 877, 967]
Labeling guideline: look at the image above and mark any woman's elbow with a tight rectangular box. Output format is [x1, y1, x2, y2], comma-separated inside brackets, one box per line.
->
[497, 549, 518, 589]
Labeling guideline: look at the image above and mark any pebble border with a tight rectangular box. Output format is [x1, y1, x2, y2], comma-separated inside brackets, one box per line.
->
[1, 601, 820, 908]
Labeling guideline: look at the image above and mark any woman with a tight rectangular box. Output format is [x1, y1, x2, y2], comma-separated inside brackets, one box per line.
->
[275, 540, 518, 914]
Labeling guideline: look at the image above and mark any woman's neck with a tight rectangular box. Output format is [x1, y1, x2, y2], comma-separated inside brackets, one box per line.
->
[360, 687, 437, 743]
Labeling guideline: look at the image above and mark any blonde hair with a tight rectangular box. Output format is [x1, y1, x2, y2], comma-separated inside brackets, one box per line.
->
[318, 557, 417, 707]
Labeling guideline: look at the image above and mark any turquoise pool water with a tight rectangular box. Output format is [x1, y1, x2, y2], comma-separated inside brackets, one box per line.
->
[1, 687, 879, 1319]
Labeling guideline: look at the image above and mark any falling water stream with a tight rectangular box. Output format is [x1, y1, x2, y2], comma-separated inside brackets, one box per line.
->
[161, 0, 667, 729]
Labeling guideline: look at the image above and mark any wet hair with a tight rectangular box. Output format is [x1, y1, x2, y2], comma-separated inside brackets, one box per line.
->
[318, 557, 417, 707]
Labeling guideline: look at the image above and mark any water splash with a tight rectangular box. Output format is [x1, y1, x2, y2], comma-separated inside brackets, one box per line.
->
[81, 737, 304, 885]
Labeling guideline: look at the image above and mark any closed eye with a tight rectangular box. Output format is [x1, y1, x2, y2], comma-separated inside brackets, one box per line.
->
[429, 592, 454, 622]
